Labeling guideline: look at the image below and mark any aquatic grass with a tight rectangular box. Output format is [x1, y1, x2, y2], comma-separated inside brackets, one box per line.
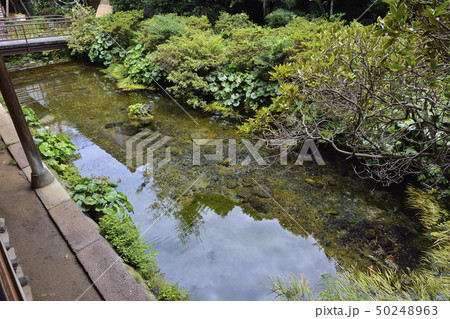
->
[269, 273, 312, 301]
[270, 187, 450, 301]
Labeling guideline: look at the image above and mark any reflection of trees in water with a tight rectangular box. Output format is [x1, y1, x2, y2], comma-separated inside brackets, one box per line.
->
[171, 194, 236, 243]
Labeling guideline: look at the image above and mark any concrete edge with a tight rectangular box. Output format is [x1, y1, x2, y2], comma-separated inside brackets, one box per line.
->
[0, 104, 154, 301]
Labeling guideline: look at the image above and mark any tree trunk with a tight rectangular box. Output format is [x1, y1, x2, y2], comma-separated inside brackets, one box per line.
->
[263, 0, 268, 17]
[315, 0, 327, 17]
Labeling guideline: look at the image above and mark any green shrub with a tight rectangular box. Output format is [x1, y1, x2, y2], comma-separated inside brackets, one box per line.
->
[133, 0, 232, 21]
[227, 26, 266, 73]
[98, 10, 144, 49]
[244, 1, 449, 188]
[151, 29, 228, 107]
[68, 4, 98, 55]
[265, 8, 296, 27]
[137, 14, 187, 51]
[110, 0, 146, 11]
[185, 15, 212, 32]
[146, 277, 190, 301]
[215, 12, 255, 38]
[227, 26, 287, 77]
[283, 17, 342, 62]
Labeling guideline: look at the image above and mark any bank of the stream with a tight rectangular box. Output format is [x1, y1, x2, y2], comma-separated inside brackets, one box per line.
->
[8, 61, 429, 300]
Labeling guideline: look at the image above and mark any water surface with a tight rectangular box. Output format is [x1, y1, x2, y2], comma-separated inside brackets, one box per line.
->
[10, 62, 424, 300]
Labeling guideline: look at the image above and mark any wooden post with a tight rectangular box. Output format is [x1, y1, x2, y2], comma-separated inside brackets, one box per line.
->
[0, 56, 54, 189]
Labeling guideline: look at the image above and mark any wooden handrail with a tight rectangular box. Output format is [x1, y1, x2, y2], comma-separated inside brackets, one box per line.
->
[0, 239, 24, 301]
[0, 18, 72, 42]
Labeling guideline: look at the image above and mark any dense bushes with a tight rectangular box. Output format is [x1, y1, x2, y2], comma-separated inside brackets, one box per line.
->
[68, 5, 98, 55]
[68, 1, 449, 189]
[214, 12, 255, 38]
[68, 7, 282, 110]
[265, 8, 296, 27]
[108, 0, 388, 24]
[242, 0, 450, 190]
[151, 30, 228, 107]
[137, 14, 187, 50]
[98, 10, 144, 48]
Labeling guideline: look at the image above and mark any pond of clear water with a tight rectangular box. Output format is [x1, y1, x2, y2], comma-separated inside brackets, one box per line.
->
[10, 62, 425, 300]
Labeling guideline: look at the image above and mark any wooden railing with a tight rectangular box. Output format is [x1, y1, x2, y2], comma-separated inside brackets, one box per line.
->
[0, 16, 72, 43]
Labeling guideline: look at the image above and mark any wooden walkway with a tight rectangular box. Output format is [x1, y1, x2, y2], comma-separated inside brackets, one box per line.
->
[0, 16, 72, 56]
[0, 35, 70, 55]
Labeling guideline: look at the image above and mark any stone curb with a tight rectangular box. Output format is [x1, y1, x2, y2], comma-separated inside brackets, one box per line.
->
[0, 105, 153, 301]
[7, 142, 29, 169]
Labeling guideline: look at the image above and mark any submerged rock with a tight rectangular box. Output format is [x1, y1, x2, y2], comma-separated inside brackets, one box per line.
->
[226, 179, 238, 189]
[190, 131, 218, 140]
[305, 177, 324, 188]
[251, 185, 273, 198]
[105, 122, 123, 129]
[247, 196, 269, 214]
[236, 187, 251, 199]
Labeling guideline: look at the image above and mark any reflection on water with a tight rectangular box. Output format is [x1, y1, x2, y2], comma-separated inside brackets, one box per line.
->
[10, 62, 425, 300]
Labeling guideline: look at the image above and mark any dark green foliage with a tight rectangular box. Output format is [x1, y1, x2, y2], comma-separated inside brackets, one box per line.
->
[110, 0, 387, 24]
[110, 0, 147, 11]
[68, 4, 98, 55]
[265, 8, 296, 27]
[69, 177, 134, 219]
[88, 33, 124, 66]
[130, 0, 233, 21]
[226, 25, 288, 76]
[33, 130, 78, 170]
[207, 70, 278, 111]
